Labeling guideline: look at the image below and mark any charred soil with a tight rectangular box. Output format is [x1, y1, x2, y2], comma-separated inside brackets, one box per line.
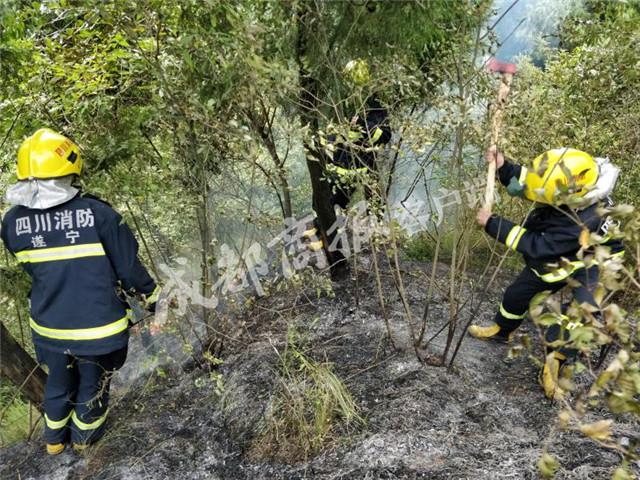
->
[1, 253, 637, 480]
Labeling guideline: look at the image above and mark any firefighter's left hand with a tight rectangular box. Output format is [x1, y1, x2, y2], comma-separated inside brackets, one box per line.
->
[145, 294, 178, 314]
[147, 297, 178, 336]
[476, 208, 492, 227]
[485, 145, 504, 169]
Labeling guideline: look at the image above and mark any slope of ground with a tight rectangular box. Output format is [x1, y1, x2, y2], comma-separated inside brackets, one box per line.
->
[1, 253, 638, 480]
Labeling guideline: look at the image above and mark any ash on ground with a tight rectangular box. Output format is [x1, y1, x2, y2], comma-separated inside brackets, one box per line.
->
[2, 253, 637, 480]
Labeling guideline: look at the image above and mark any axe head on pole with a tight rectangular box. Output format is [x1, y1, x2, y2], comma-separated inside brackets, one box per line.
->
[487, 57, 517, 75]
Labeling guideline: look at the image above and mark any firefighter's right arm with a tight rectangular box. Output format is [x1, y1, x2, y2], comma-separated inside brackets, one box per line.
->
[364, 118, 391, 146]
[485, 214, 583, 259]
[497, 160, 525, 188]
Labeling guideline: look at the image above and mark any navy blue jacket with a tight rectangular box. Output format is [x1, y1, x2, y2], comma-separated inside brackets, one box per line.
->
[486, 160, 624, 278]
[331, 98, 392, 171]
[1, 194, 157, 355]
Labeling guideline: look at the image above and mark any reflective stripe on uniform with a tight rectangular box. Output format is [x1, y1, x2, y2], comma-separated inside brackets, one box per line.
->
[71, 410, 108, 431]
[348, 130, 363, 141]
[531, 261, 585, 283]
[30, 310, 132, 341]
[15, 243, 106, 264]
[145, 285, 161, 305]
[531, 247, 624, 283]
[370, 127, 383, 144]
[45, 412, 72, 430]
[505, 225, 527, 251]
[499, 303, 528, 320]
[326, 164, 368, 176]
[518, 166, 528, 184]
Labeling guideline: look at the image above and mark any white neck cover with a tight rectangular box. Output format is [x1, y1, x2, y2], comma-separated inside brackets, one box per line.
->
[5, 176, 79, 210]
[583, 157, 620, 204]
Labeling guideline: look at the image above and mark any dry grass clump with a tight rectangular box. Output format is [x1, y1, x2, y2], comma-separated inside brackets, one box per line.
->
[249, 328, 362, 462]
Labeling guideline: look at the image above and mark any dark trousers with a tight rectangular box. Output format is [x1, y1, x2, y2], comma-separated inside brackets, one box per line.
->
[495, 266, 599, 357]
[310, 174, 355, 235]
[36, 346, 127, 445]
[330, 177, 355, 210]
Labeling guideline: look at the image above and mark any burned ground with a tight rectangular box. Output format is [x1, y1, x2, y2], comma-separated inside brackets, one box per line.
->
[1, 254, 637, 480]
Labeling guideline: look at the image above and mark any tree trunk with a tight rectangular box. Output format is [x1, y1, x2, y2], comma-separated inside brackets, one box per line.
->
[277, 170, 293, 220]
[198, 184, 212, 330]
[0, 322, 46, 409]
[295, 2, 346, 276]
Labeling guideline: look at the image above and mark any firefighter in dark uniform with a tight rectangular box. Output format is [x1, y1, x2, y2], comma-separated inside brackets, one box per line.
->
[325, 96, 392, 211]
[1, 129, 160, 454]
[306, 59, 392, 250]
[472, 146, 624, 400]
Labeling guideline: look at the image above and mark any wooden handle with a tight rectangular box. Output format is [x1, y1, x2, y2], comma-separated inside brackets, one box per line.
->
[484, 72, 513, 210]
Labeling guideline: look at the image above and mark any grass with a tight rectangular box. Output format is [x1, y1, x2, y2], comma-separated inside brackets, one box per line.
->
[0, 381, 40, 447]
[249, 327, 363, 463]
[403, 228, 523, 272]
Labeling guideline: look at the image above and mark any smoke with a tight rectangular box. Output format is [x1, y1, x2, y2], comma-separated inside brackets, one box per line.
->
[117, 0, 590, 387]
[386, 0, 586, 229]
[492, 0, 584, 61]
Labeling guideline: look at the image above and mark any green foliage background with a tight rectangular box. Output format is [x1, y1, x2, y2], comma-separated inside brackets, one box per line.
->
[0, 1, 639, 475]
[0, 0, 484, 445]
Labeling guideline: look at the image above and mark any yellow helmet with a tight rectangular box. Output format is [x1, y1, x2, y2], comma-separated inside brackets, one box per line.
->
[524, 148, 598, 205]
[343, 59, 371, 86]
[17, 128, 82, 180]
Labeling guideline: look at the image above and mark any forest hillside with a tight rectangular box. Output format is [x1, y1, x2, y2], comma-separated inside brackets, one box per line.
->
[1, 1, 639, 479]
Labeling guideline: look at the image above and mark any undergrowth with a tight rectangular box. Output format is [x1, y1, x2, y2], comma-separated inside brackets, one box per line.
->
[249, 327, 362, 463]
[0, 381, 40, 447]
[403, 229, 523, 272]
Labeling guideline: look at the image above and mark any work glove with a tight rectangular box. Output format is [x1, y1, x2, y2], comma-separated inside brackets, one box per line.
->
[506, 177, 525, 198]
[143, 286, 161, 313]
